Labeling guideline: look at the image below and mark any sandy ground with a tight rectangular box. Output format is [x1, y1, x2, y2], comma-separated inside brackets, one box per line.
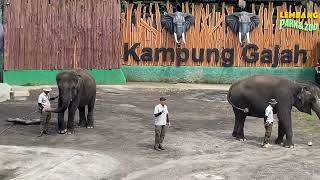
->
[0, 84, 320, 180]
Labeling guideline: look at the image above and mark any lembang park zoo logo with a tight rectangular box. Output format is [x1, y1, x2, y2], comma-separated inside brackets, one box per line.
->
[279, 11, 319, 31]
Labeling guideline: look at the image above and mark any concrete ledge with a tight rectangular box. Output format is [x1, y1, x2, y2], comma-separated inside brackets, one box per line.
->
[3, 69, 127, 85]
[121, 66, 315, 84]
[0, 83, 12, 102]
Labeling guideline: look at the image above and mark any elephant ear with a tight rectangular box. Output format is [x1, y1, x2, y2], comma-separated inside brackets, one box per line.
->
[161, 13, 175, 33]
[249, 15, 260, 32]
[183, 13, 195, 32]
[226, 14, 239, 33]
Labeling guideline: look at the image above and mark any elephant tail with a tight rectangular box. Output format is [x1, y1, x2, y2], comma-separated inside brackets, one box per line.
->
[227, 87, 249, 113]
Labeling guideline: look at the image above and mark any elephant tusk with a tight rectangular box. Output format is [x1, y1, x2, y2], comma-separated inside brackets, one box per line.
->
[174, 33, 179, 44]
[246, 32, 250, 44]
[182, 33, 186, 44]
[239, 32, 242, 44]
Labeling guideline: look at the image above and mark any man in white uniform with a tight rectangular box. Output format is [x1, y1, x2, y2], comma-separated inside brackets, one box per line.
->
[38, 87, 58, 137]
[263, 98, 278, 148]
[154, 97, 170, 151]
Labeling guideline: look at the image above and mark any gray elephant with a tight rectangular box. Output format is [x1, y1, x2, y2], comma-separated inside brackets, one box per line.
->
[227, 75, 320, 147]
[47, 69, 96, 134]
[161, 11, 195, 44]
[226, 11, 259, 46]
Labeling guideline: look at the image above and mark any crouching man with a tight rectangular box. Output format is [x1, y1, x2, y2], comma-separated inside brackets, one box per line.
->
[38, 87, 58, 137]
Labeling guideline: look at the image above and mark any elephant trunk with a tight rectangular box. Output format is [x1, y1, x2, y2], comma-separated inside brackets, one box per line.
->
[311, 101, 320, 120]
[51, 89, 72, 113]
[52, 98, 70, 113]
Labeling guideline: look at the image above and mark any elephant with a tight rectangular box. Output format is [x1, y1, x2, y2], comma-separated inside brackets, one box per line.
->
[226, 11, 259, 46]
[227, 75, 320, 147]
[161, 11, 195, 44]
[47, 69, 96, 134]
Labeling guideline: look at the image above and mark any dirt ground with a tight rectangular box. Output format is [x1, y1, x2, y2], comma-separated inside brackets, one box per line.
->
[1, 84, 320, 180]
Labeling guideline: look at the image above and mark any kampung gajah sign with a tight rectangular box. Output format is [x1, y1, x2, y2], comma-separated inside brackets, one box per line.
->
[124, 43, 307, 67]
[279, 11, 319, 31]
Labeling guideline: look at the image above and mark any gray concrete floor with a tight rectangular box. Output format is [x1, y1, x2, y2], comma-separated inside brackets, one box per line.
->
[0, 84, 320, 180]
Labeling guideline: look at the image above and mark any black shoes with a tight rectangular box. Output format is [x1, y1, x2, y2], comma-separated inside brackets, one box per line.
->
[159, 145, 165, 150]
[154, 145, 161, 151]
[38, 130, 49, 137]
[154, 144, 165, 151]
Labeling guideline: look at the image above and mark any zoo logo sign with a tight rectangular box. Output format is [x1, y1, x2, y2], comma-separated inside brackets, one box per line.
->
[279, 11, 319, 31]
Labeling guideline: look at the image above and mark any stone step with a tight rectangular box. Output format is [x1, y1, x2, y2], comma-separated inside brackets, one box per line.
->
[0, 83, 12, 102]
[12, 90, 30, 97]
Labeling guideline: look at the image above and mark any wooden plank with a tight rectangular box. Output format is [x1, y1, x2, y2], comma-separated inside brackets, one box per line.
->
[3, 0, 10, 69]
[39, 0, 44, 69]
[88, 0, 93, 69]
[84, 0, 89, 69]
[103, 0, 108, 69]
[12, 0, 18, 69]
[114, 0, 120, 68]
[32, 0, 37, 69]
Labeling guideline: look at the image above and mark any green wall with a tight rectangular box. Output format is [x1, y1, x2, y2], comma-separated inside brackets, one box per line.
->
[121, 66, 315, 84]
[3, 69, 126, 85]
[3, 66, 316, 85]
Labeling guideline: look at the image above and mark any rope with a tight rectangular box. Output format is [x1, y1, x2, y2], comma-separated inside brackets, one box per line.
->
[0, 123, 14, 135]
[227, 88, 249, 113]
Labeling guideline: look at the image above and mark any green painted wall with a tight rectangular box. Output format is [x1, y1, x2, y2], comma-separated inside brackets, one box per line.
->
[3, 66, 315, 85]
[121, 66, 315, 84]
[3, 69, 126, 85]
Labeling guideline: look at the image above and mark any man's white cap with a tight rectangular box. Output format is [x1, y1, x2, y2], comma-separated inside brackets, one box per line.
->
[269, 99, 278, 105]
[43, 87, 52, 92]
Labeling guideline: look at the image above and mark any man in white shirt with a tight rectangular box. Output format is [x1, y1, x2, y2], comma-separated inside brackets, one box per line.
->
[154, 97, 170, 151]
[263, 98, 277, 148]
[38, 87, 58, 137]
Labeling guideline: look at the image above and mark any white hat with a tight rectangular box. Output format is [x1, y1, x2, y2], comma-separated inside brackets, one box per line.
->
[43, 87, 52, 92]
[269, 99, 278, 105]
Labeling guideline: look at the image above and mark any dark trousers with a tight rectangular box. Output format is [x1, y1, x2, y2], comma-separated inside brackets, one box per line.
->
[40, 112, 51, 133]
[155, 125, 166, 147]
[263, 122, 273, 144]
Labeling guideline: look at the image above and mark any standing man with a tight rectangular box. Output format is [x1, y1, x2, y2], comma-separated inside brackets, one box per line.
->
[154, 97, 170, 151]
[263, 98, 278, 148]
[38, 87, 58, 137]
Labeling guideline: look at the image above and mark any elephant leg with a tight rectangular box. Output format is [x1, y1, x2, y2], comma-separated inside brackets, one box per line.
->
[66, 102, 78, 134]
[233, 109, 247, 141]
[237, 116, 247, 141]
[57, 98, 66, 133]
[275, 120, 285, 145]
[78, 106, 87, 127]
[87, 98, 95, 128]
[277, 110, 294, 148]
[58, 112, 65, 133]
[232, 117, 239, 138]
